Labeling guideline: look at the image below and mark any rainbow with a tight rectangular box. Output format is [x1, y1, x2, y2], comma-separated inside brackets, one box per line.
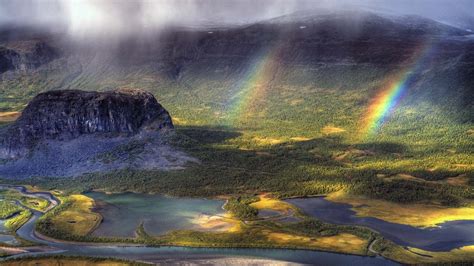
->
[358, 40, 436, 139]
[226, 44, 283, 126]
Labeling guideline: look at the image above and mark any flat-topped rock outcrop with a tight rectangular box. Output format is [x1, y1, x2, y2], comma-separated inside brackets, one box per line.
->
[0, 89, 173, 159]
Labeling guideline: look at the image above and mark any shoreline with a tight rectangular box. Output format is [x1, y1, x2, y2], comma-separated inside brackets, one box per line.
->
[2, 184, 472, 265]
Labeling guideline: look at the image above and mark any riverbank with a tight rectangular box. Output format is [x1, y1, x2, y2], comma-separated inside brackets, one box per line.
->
[0, 185, 396, 265]
[325, 190, 474, 228]
[3, 185, 474, 265]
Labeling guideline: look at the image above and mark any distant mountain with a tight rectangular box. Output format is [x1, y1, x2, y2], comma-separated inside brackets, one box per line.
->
[0, 10, 472, 116]
[258, 10, 469, 37]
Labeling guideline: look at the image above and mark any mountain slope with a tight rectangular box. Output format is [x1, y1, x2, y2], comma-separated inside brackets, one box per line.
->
[0, 11, 472, 204]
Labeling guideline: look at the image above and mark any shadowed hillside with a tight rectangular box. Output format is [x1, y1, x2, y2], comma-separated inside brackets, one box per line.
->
[0, 10, 472, 206]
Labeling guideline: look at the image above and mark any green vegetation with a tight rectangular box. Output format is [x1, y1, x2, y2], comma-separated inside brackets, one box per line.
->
[0, 193, 33, 232]
[0, 189, 50, 212]
[0, 201, 22, 219]
[152, 220, 370, 255]
[7, 186, 474, 265]
[0, 27, 473, 265]
[0, 61, 472, 208]
[1, 255, 148, 266]
[36, 194, 101, 239]
[94, 140, 146, 164]
[4, 209, 31, 231]
[351, 178, 474, 207]
[224, 196, 259, 220]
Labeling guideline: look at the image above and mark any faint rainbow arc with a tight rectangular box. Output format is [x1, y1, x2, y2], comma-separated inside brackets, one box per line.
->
[359, 40, 436, 139]
[226, 44, 283, 126]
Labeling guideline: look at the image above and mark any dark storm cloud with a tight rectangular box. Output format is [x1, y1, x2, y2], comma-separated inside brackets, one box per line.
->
[0, 0, 472, 39]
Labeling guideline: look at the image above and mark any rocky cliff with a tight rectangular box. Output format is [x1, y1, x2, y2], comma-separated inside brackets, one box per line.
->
[0, 89, 173, 159]
[0, 41, 58, 73]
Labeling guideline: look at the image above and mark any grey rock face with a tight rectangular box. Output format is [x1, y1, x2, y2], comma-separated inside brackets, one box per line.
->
[0, 88, 173, 159]
[0, 42, 57, 73]
[0, 47, 19, 73]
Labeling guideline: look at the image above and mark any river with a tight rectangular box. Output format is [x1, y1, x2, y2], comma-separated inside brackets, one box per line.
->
[0, 185, 397, 265]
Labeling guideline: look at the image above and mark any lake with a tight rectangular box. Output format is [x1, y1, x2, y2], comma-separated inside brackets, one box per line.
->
[287, 197, 474, 251]
[85, 192, 225, 237]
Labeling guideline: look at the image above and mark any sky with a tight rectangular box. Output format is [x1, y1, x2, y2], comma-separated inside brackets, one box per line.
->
[0, 0, 472, 39]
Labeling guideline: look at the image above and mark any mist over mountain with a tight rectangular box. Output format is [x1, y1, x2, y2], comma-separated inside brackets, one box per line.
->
[0, 1, 472, 128]
[0, 0, 473, 41]
[0, 7, 472, 120]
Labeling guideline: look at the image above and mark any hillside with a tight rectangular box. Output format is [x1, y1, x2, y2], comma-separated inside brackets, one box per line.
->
[0, 11, 472, 205]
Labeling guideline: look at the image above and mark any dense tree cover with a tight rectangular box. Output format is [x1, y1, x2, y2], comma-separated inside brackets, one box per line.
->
[352, 178, 474, 207]
[282, 219, 376, 240]
[224, 197, 259, 220]
[1, 62, 472, 207]
[15, 157, 472, 207]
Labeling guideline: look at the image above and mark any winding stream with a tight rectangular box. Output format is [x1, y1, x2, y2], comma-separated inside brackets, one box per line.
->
[0, 185, 397, 265]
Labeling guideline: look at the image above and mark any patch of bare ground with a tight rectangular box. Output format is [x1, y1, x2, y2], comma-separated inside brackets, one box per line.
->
[290, 136, 311, 141]
[379, 173, 426, 182]
[191, 213, 241, 233]
[252, 137, 285, 146]
[334, 149, 374, 161]
[0, 112, 20, 122]
[321, 125, 346, 135]
[444, 175, 470, 186]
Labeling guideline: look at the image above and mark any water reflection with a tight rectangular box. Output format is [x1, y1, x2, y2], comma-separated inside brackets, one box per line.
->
[287, 197, 474, 251]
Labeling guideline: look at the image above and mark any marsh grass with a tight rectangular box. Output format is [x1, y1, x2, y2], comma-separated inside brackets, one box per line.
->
[37, 194, 102, 237]
[0, 201, 21, 219]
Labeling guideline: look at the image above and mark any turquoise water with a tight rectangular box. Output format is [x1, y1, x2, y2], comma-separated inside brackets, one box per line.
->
[9, 186, 397, 265]
[85, 192, 224, 237]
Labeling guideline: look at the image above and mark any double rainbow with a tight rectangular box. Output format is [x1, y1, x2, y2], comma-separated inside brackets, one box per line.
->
[358, 40, 435, 139]
[224, 38, 435, 138]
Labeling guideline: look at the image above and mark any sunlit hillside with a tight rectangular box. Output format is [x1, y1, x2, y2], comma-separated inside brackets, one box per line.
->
[0, 11, 472, 205]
